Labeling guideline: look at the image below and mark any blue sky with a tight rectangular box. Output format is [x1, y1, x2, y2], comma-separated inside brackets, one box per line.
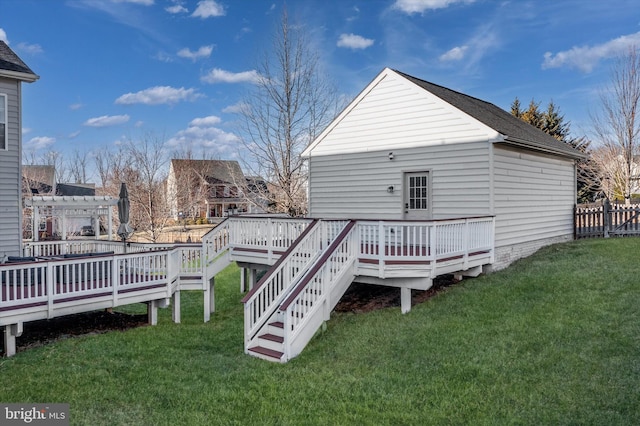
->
[2, 0, 639, 178]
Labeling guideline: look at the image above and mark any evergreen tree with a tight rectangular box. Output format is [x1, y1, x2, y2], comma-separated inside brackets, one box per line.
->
[510, 97, 522, 118]
[510, 97, 598, 202]
[520, 99, 542, 128]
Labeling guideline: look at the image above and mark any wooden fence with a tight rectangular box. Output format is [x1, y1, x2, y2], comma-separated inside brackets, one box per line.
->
[575, 201, 640, 239]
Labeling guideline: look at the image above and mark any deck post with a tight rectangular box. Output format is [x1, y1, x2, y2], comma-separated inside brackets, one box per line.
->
[240, 267, 246, 293]
[248, 268, 256, 291]
[148, 300, 159, 325]
[3, 323, 23, 357]
[401, 287, 411, 314]
[172, 290, 181, 323]
[204, 277, 215, 322]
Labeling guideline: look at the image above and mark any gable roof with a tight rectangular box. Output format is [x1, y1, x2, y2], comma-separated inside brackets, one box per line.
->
[0, 41, 39, 82]
[170, 159, 245, 184]
[394, 70, 584, 159]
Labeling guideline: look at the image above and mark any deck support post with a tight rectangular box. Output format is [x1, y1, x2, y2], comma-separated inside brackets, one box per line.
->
[240, 267, 246, 293]
[248, 268, 256, 291]
[401, 288, 412, 314]
[3, 323, 23, 357]
[204, 277, 215, 322]
[172, 290, 181, 324]
[148, 300, 159, 325]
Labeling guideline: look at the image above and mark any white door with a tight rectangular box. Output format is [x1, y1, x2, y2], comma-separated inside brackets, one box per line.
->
[404, 172, 431, 220]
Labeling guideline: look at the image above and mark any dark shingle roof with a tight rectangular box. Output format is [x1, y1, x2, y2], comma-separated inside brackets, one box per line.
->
[0, 41, 38, 80]
[171, 159, 245, 184]
[394, 70, 584, 159]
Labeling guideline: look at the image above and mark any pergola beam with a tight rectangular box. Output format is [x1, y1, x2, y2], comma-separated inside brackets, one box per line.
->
[25, 196, 118, 241]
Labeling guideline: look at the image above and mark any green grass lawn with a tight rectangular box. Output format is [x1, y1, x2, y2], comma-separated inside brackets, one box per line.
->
[1, 238, 639, 425]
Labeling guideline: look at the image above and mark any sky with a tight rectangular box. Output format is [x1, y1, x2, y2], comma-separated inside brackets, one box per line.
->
[1, 0, 639, 181]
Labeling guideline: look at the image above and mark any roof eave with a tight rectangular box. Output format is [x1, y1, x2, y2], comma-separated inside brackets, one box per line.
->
[0, 69, 39, 83]
[499, 136, 587, 160]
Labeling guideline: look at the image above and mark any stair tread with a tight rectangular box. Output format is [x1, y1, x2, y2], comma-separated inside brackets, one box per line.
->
[269, 321, 284, 328]
[260, 333, 284, 343]
[248, 345, 284, 359]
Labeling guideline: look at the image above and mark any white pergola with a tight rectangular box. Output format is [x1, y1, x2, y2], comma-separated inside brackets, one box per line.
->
[24, 196, 119, 241]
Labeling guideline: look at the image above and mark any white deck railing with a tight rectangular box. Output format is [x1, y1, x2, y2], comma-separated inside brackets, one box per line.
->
[357, 216, 494, 263]
[229, 217, 313, 264]
[0, 249, 181, 324]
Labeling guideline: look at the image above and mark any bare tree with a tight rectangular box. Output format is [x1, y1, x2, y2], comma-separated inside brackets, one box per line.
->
[592, 47, 640, 204]
[123, 133, 169, 242]
[237, 7, 339, 216]
[68, 149, 89, 183]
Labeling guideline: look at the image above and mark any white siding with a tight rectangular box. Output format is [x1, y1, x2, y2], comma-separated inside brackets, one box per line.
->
[493, 145, 575, 267]
[305, 69, 500, 157]
[308, 142, 491, 220]
[0, 77, 22, 256]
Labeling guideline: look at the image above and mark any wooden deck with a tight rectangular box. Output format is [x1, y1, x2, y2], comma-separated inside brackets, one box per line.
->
[3, 215, 495, 360]
[1, 243, 208, 357]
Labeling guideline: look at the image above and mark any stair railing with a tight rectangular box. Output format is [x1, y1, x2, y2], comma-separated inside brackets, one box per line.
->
[242, 219, 321, 348]
[201, 219, 230, 267]
[242, 219, 350, 350]
[279, 220, 357, 361]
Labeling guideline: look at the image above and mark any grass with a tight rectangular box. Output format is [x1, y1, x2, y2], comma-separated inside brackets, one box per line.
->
[1, 238, 639, 425]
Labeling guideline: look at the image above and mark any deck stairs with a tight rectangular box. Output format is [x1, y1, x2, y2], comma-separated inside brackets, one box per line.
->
[243, 220, 358, 362]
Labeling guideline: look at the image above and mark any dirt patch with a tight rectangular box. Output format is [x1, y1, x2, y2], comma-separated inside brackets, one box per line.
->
[334, 274, 459, 313]
[3, 310, 148, 356]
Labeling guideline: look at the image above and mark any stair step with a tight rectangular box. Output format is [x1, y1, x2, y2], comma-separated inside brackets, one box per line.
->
[248, 345, 284, 362]
[269, 321, 284, 329]
[260, 333, 284, 343]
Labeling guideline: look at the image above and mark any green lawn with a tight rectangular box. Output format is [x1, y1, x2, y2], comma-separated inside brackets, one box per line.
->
[1, 238, 639, 425]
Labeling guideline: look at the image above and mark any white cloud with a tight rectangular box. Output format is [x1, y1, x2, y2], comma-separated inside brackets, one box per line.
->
[111, 0, 154, 5]
[543, 32, 640, 73]
[439, 45, 468, 61]
[68, 131, 81, 139]
[16, 42, 43, 55]
[337, 33, 374, 50]
[222, 102, 248, 114]
[69, 103, 84, 110]
[201, 68, 260, 84]
[166, 115, 239, 153]
[115, 86, 202, 105]
[84, 115, 130, 127]
[166, 4, 187, 14]
[177, 45, 213, 61]
[192, 0, 225, 18]
[393, 0, 475, 14]
[25, 136, 56, 151]
[0, 28, 8, 43]
[22, 127, 31, 135]
[189, 116, 222, 127]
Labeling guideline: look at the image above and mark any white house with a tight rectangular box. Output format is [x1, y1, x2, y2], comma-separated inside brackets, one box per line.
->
[0, 41, 38, 257]
[302, 68, 585, 270]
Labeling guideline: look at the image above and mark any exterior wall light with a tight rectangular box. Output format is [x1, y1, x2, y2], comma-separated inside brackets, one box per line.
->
[388, 152, 394, 160]
[387, 186, 394, 193]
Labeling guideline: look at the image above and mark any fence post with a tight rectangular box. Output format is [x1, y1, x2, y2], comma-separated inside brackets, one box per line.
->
[603, 199, 611, 238]
[573, 204, 577, 240]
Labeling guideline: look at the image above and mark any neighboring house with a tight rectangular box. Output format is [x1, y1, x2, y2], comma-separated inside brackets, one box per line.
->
[0, 41, 38, 256]
[167, 159, 265, 220]
[302, 68, 585, 270]
[22, 164, 56, 195]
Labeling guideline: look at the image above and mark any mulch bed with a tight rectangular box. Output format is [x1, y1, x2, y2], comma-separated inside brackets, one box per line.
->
[2, 275, 459, 356]
[334, 274, 459, 313]
[4, 310, 148, 355]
